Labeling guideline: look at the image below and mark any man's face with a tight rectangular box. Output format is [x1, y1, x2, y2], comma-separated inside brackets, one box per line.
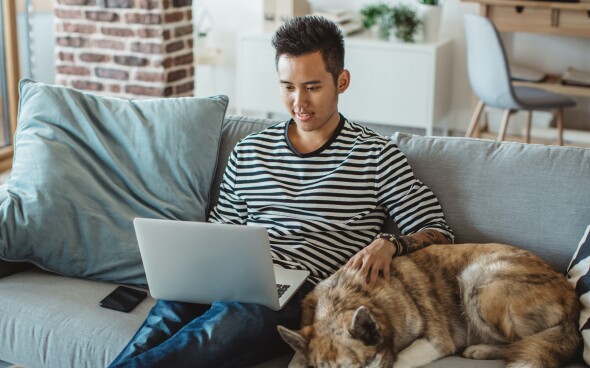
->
[277, 51, 349, 134]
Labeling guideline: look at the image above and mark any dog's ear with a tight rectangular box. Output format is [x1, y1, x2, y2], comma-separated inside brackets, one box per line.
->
[349, 306, 382, 346]
[278, 325, 309, 355]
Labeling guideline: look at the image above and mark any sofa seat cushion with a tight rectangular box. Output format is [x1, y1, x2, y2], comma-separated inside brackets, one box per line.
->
[0, 269, 155, 368]
[0, 80, 228, 285]
[279, 353, 587, 367]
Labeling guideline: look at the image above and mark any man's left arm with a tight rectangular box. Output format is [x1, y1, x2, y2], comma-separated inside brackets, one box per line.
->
[390, 228, 452, 255]
[346, 229, 451, 285]
[346, 141, 453, 284]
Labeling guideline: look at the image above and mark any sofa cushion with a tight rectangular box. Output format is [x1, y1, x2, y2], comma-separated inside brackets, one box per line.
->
[392, 133, 590, 273]
[567, 225, 590, 365]
[0, 79, 228, 284]
[0, 269, 156, 367]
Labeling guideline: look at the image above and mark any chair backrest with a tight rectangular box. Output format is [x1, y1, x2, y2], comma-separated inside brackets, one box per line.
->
[463, 14, 519, 109]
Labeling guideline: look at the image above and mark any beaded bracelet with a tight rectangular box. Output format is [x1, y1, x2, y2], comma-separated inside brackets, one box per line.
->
[375, 232, 407, 256]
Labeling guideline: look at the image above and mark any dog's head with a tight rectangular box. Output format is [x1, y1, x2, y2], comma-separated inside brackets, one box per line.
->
[278, 306, 393, 368]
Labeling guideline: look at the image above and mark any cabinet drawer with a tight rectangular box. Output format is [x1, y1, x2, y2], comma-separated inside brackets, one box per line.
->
[559, 9, 590, 32]
[488, 6, 553, 31]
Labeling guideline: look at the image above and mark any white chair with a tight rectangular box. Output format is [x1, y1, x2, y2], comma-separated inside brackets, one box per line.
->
[463, 14, 576, 145]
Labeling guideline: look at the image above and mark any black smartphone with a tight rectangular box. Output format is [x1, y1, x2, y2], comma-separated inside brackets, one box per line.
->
[99, 286, 147, 313]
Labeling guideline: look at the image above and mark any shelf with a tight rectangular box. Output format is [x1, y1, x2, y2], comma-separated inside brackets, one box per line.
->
[465, 0, 590, 10]
[463, 0, 590, 38]
[513, 74, 590, 97]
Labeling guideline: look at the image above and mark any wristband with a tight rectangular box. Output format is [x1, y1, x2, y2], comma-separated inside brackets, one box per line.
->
[375, 232, 405, 256]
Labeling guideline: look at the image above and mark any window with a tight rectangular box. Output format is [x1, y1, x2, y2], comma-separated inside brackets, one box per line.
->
[0, 0, 19, 172]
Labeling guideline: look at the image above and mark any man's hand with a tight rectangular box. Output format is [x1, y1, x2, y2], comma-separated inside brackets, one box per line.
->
[345, 238, 395, 286]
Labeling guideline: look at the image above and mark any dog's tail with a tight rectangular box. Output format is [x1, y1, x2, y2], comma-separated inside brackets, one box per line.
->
[503, 314, 581, 368]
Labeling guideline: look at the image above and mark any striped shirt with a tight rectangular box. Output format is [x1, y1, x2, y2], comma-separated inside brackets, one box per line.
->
[209, 116, 453, 284]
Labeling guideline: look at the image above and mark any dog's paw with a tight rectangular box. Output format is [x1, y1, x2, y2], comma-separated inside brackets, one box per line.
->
[462, 344, 504, 360]
[392, 360, 412, 368]
[505, 362, 535, 368]
[506, 362, 536, 368]
[288, 352, 307, 368]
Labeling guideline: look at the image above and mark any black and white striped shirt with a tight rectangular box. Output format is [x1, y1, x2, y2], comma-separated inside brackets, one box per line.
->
[209, 116, 453, 284]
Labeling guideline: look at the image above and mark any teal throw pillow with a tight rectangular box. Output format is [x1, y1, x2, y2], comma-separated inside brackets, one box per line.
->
[0, 79, 228, 284]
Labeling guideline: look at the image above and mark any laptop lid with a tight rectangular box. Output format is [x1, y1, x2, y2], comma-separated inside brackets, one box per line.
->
[133, 218, 308, 311]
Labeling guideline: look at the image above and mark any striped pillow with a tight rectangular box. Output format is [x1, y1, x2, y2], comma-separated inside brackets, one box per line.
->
[567, 225, 590, 365]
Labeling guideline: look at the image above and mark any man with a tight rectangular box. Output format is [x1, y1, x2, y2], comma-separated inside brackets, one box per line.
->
[110, 16, 452, 368]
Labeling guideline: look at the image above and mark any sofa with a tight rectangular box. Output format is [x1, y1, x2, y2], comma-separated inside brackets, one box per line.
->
[0, 80, 589, 367]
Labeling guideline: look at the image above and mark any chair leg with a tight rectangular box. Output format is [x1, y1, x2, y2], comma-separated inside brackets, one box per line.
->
[524, 110, 532, 144]
[556, 108, 564, 146]
[466, 99, 485, 138]
[498, 109, 512, 141]
[482, 110, 489, 134]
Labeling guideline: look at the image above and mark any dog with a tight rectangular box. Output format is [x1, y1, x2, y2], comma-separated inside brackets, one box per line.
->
[278, 243, 581, 368]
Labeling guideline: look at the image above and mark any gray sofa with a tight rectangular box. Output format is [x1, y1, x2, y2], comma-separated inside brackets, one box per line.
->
[1, 112, 589, 367]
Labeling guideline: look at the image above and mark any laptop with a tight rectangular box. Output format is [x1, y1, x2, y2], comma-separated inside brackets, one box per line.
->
[133, 218, 310, 311]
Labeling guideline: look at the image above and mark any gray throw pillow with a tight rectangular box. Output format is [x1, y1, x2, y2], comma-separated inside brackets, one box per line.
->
[0, 79, 228, 285]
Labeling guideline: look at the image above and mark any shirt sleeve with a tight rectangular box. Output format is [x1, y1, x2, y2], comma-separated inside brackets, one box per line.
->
[208, 148, 248, 225]
[376, 140, 454, 242]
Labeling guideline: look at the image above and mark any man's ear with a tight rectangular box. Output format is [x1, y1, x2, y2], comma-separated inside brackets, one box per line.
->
[349, 306, 382, 346]
[277, 325, 309, 355]
[337, 69, 350, 94]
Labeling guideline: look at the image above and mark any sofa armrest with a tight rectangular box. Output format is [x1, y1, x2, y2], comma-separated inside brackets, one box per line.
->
[0, 259, 31, 279]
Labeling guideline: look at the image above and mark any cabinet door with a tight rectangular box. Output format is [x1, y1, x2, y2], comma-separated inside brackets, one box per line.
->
[237, 36, 284, 114]
[340, 45, 431, 128]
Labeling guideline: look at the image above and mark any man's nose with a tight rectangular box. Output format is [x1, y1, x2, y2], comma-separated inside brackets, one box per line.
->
[293, 90, 307, 109]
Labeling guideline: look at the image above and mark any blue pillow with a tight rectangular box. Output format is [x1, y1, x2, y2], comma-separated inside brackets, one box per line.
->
[0, 79, 228, 284]
[567, 225, 590, 365]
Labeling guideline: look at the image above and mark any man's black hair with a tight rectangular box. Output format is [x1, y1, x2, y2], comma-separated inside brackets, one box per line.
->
[271, 16, 345, 84]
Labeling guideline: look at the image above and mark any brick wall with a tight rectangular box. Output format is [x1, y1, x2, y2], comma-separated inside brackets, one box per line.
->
[54, 0, 194, 98]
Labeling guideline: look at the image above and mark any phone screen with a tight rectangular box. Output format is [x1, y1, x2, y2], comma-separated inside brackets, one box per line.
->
[99, 286, 147, 313]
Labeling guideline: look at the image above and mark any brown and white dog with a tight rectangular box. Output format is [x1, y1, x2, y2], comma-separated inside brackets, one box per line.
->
[278, 243, 581, 368]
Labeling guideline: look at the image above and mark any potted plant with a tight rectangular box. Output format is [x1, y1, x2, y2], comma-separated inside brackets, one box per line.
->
[381, 4, 422, 43]
[360, 3, 390, 36]
[416, 0, 442, 42]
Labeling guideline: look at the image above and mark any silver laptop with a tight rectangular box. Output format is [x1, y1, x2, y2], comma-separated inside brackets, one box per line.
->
[133, 218, 310, 311]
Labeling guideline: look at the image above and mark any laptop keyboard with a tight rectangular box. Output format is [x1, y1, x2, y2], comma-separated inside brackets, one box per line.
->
[277, 284, 290, 298]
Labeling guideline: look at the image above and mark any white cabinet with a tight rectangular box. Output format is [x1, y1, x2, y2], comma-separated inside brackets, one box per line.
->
[237, 32, 453, 135]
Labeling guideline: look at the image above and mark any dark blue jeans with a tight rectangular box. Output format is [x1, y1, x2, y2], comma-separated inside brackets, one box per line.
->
[109, 282, 313, 368]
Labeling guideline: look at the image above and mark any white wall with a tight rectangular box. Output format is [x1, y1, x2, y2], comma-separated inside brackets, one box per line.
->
[194, 0, 590, 134]
[193, 0, 263, 100]
[21, 1, 590, 134]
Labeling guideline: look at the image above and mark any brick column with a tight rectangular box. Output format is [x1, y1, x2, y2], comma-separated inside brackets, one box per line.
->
[54, 0, 194, 98]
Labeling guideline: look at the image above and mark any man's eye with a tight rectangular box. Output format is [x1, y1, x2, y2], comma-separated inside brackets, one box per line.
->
[307, 86, 319, 91]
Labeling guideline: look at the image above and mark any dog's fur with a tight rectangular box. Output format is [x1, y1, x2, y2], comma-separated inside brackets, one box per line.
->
[278, 243, 581, 368]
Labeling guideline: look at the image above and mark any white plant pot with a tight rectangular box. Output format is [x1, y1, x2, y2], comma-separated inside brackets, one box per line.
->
[370, 23, 381, 37]
[416, 4, 441, 43]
